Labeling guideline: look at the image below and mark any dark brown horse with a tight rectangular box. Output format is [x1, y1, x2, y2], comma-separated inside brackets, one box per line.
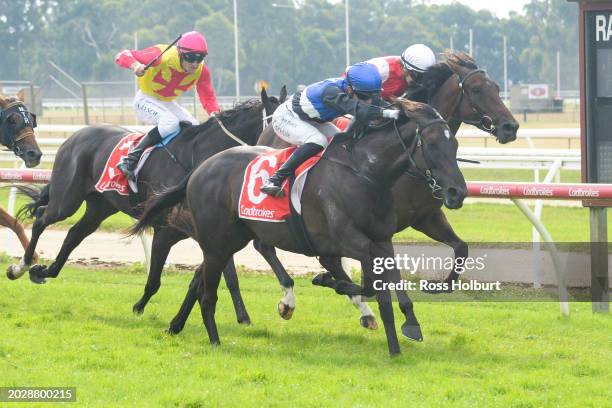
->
[132, 99, 467, 355]
[0, 95, 42, 263]
[8, 88, 286, 317]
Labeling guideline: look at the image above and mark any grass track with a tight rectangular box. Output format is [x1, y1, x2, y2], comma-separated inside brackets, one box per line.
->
[1, 265, 610, 407]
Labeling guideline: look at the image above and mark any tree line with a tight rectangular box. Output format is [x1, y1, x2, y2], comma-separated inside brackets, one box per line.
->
[0, 0, 579, 96]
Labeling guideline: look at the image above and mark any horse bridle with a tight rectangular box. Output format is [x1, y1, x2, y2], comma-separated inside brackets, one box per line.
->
[393, 117, 448, 200]
[451, 68, 496, 135]
[0, 101, 37, 156]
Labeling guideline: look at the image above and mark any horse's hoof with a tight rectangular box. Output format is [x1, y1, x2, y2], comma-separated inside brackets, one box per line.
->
[312, 272, 335, 287]
[237, 317, 252, 326]
[277, 301, 294, 320]
[29, 274, 46, 284]
[360, 315, 378, 330]
[132, 303, 145, 315]
[6, 266, 19, 280]
[165, 326, 182, 336]
[401, 322, 423, 342]
[28, 265, 47, 284]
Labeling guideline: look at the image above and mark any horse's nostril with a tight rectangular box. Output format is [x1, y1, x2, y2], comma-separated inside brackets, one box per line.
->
[26, 150, 42, 161]
[502, 122, 519, 134]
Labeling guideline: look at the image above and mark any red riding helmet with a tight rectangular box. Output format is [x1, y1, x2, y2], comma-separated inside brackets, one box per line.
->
[177, 31, 208, 55]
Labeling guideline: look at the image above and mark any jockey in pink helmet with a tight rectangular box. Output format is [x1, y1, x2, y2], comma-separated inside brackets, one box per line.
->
[114, 31, 219, 181]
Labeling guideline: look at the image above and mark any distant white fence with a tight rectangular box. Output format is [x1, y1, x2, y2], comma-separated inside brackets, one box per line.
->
[25, 126, 581, 173]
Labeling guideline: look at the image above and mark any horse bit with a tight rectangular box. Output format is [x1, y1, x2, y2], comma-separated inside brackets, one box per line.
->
[453, 68, 497, 135]
[393, 117, 448, 200]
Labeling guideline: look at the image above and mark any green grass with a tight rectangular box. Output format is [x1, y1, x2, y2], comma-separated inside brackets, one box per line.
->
[394, 203, 610, 243]
[1, 265, 610, 407]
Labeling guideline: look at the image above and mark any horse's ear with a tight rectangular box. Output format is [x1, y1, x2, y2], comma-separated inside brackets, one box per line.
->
[279, 85, 287, 103]
[0, 95, 7, 108]
[260, 87, 269, 104]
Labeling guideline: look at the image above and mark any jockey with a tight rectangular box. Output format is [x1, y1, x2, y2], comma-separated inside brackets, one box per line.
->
[114, 31, 220, 180]
[260, 62, 401, 197]
[351, 44, 437, 101]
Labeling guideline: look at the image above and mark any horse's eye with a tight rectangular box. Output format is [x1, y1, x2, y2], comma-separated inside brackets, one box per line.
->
[6, 113, 19, 125]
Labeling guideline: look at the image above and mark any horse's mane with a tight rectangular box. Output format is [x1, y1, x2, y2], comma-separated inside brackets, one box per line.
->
[393, 98, 441, 123]
[405, 50, 478, 103]
[442, 50, 478, 70]
[181, 99, 262, 140]
[0, 95, 20, 107]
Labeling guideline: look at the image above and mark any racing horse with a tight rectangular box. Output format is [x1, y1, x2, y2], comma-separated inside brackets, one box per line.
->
[0, 95, 42, 263]
[130, 50, 520, 333]
[132, 99, 467, 355]
[8, 89, 286, 326]
[251, 50, 519, 324]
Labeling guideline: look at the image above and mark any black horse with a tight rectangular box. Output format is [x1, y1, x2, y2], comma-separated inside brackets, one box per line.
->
[133, 99, 467, 355]
[8, 89, 285, 322]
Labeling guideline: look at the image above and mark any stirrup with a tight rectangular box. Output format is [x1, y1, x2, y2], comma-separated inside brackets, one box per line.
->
[260, 181, 285, 197]
[117, 161, 136, 181]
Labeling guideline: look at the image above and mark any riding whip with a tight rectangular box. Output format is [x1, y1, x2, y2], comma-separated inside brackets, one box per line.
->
[143, 34, 183, 71]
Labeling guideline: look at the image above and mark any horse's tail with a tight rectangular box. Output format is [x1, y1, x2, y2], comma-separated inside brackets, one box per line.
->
[15, 184, 50, 221]
[130, 173, 191, 236]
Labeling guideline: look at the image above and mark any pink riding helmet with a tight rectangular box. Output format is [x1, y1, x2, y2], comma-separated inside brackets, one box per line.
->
[177, 31, 208, 54]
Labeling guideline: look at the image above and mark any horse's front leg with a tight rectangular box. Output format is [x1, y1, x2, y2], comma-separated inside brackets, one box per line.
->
[253, 239, 296, 320]
[133, 227, 187, 315]
[316, 256, 377, 330]
[413, 208, 467, 293]
[7, 212, 49, 282]
[335, 225, 401, 355]
[0, 208, 39, 265]
[370, 241, 423, 343]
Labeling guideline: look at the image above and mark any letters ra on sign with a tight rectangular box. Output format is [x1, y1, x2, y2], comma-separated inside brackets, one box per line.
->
[596, 14, 612, 42]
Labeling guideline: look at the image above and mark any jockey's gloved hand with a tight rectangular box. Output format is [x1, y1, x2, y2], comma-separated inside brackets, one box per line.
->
[131, 62, 146, 77]
[382, 109, 400, 120]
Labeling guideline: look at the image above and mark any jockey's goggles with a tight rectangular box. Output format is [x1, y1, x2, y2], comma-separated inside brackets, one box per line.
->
[354, 90, 380, 101]
[182, 52, 207, 63]
[409, 70, 424, 82]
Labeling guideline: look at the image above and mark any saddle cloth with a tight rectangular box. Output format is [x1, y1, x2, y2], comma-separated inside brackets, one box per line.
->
[238, 147, 322, 222]
[94, 130, 179, 195]
[95, 133, 145, 196]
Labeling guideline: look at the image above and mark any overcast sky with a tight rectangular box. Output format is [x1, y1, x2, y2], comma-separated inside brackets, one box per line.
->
[425, 0, 531, 18]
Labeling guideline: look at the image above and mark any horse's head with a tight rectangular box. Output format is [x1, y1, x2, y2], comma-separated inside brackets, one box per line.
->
[260, 85, 287, 125]
[429, 51, 519, 144]
[393, 98, 466, 209]
[0, 95, 42, 167]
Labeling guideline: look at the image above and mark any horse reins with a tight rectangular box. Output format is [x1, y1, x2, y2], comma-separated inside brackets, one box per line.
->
[213, 115, 247, 146]
[394, 118, 447, 200]
[450, 68, 497, 135]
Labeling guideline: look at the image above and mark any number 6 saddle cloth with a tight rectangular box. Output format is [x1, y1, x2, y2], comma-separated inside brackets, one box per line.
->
[238, 147, 323, 222]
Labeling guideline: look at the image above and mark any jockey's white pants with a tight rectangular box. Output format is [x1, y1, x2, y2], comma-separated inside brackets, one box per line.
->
[272, 100, 339, 148]
[133, 91, 198, 138]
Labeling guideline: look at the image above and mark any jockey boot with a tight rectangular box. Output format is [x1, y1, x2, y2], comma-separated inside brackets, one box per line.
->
[117, 127, 163, 180]
[260, 142, 323, 197]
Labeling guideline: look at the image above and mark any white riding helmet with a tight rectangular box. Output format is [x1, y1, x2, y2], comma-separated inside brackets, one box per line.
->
[400, 44, 436, 73]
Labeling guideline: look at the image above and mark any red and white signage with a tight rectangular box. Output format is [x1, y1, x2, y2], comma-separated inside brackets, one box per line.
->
[528, 84, 549, 99]
[467, 182, 612, 200]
